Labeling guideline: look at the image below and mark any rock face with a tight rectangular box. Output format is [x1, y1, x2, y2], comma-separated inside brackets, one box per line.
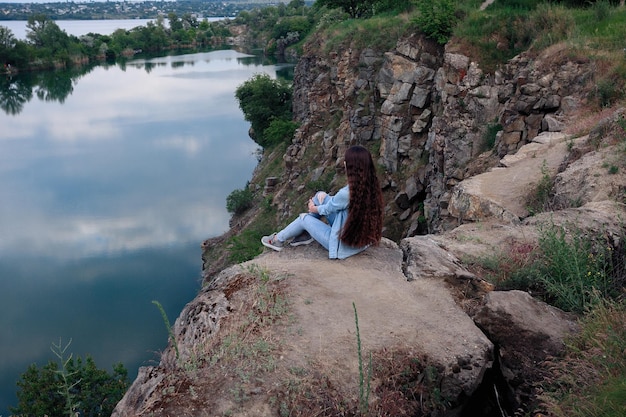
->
[282, 34, 598, 240]
[115, 26, 626, 417]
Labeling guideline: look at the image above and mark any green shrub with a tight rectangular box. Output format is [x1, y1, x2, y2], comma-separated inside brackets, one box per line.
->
[469, 223, 625, 314]
[596, 77, 624, 108]
[272, 15, 313, 39]
[235, 74, 293, 149]
[482, 120, 502, 151]
[592, 0, 612, 22]
[306, 172, 334, 193]
[227, 227, 266, 264]
[263, 118, 299, 147]
[11, 340, 129, 417]
[226, 186, 254, 215]
[414, 0, 458, 44]
[315, 0, 376, 18]
[526, 161, 554, 215]
[532, 224, 612, 313]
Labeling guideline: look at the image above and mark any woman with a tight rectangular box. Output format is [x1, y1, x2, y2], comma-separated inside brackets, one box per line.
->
[261, 145, 384, 259]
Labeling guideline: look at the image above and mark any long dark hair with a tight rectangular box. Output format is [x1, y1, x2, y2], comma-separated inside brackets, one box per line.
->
[340, 145, 384, 247]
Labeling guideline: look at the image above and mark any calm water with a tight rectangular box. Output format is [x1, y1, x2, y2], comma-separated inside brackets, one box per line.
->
[0, 49, 292, 415]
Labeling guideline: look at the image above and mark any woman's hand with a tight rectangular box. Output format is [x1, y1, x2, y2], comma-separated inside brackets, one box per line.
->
[308, 198, 318, 214]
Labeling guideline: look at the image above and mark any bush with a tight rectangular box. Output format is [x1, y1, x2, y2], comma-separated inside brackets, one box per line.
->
[235, 74, 293, 148]
[482, 120, 502, 151]
[11, 343, 129, 417]
[414, 0, 458, 44]
[263, 118, 299, 147]
[226, 186, 254, 215]
[272, 15, 313, 39]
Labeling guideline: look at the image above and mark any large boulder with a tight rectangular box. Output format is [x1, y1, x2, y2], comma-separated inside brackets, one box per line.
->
[114, 239, 494, 416]
[472, 290, 579, 406]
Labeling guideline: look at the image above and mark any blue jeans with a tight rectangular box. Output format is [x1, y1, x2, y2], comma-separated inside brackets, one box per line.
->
[276, 192, 334, 249]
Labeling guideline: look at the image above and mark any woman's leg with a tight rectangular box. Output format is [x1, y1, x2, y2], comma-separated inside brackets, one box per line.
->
[276, 191, 328, 241]
[275, 213, 307, 242]
[302, 214, 331, 250]
[275, 213, 331, 249]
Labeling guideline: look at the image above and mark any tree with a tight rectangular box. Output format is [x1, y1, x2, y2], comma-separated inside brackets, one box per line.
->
[315, 0, 376, 18]
[168, 12, 183, 32]
[11, 349, 129, 417]
[25, 13, 71, 59]
[235, 73, 293, 148]
[0, 25, 16, 50]
[0, 25, 17, 66]
[26, 14, 68, 48]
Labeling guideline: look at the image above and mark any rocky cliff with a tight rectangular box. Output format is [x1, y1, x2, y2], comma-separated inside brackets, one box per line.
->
[284, 34, 600, 237]
[112, 28, 626, 417]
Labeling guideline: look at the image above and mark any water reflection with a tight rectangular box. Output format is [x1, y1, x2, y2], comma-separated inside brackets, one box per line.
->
[0, 49, 289, 415]
[0, 49, 294, 115]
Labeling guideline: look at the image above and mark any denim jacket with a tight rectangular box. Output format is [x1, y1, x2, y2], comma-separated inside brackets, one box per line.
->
[316, 185, 369, 259]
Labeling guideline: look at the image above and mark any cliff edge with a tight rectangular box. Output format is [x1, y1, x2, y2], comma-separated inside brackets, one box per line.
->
[112, 15, 626, 416]
[112, 107, 626, 415]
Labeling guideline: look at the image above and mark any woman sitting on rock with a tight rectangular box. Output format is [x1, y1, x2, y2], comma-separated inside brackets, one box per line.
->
[261, 145, 384, 259]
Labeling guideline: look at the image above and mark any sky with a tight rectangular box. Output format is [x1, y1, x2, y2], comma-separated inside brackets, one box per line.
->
[1, 0, 174, 3]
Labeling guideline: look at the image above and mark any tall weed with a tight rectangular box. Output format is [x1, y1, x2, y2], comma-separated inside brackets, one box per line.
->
[540, 299, 626, 417]
[469, 223, 625, 314]
[526, 161, 554, 215]
[533, 224, 612, 313]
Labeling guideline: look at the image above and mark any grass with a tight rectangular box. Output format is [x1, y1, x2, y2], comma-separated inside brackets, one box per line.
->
[452, 0, 626, 83]
[463, 221, 626, 415]
[353, 302, 372, 415]
[481, 119, 502, 152]
[468, 222, 624, 314]
[152, 300, 180, 362]
[526, 160, 554, 216]
[205, 265, 289, 408]
[539, 299, 626, 417]
[322, 11, 418, 54]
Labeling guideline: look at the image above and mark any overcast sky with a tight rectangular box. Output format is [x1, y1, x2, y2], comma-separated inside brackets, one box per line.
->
[1, 0, 173, 4]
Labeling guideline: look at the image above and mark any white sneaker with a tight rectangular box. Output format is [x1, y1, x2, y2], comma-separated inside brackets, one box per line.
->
[290, 231, 314, 247]
[261, 233, 284, 251]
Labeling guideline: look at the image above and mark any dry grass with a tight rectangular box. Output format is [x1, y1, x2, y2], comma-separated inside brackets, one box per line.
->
[563, 106, 618, 137]
[536, 300, 626, 417]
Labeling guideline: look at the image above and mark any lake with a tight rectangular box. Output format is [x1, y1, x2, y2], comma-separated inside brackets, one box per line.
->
[0, 47, 291, 415]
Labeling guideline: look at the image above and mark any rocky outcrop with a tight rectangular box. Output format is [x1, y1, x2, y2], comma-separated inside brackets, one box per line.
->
[282, 34, 598, 240]
[114, 240, 498, 416]
[116, 21, 626, 417]
[116, 116, 626, 413]
[118, 228, 587, 417]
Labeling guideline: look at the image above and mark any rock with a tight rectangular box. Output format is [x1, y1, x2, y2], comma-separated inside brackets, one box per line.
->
[111, 367, 166, 417]
[474, 290, 578, 357]
[180, 29, 617, 417]
[542, 114, 564, 131]
[472, 290, 579, 405]
[448, 131, 571, 223]
[117, 240, 494, 416]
